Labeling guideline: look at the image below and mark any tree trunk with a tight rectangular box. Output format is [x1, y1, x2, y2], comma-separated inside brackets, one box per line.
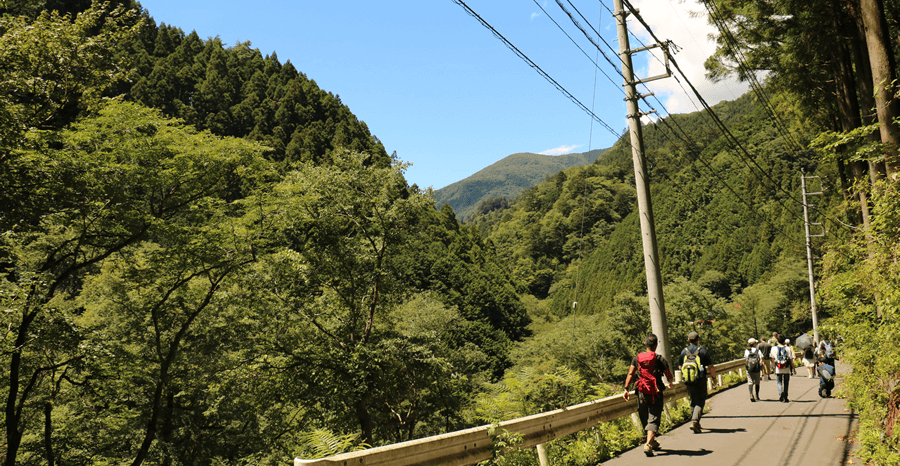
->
[833, 8, 872, 227]
[355, 398, 374, 446]
[859, 0, 900, 174]
[44, 402, 55, 466]
[849, 0, 888, 180]
[3, 310, 37, 466]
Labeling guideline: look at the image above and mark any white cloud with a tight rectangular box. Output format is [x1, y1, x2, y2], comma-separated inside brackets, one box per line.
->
[531, 11, 542, 21]
[627, 0, 750, 115]
[540, 144, 582, 155]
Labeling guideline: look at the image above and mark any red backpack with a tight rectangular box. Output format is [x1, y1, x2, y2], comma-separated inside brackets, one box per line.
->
[635, 351, 660, 395]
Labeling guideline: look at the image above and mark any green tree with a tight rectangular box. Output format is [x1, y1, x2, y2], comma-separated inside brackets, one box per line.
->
[0, 100, 270, 465]
[250, 150, 434, 445]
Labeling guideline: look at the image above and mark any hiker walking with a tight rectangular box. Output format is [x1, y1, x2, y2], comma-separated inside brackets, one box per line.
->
[770, 334, 796, 402]
[744, 338, 762, 402]
[802, 344, 816, 378]
[676, 331, 717, 433]
[816, 356, 836, 398]
[757, 337, 772, 380]
[818, 338, 837, 367]
[623, 333, 674, 456]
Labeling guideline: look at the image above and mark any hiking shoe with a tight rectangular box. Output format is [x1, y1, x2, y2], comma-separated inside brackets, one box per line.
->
[750, 397, 757, 402]
[643, 443, 654, 456]
[691, 421, 701, 433]
[649, 439, 661, 451]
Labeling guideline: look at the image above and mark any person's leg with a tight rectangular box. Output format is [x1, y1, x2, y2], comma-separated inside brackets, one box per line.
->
[638, 393, 650, 430]
[776, 373, 785, 400]
[689, 383, 703, 422]
[750, 372, 760, 400]
[646, 395, 663, 448]
[783, 374, 791, 402]
[687, 383, 703, 432]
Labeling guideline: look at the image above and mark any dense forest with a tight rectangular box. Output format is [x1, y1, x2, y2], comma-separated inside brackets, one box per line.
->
[1, 0, 899, 465]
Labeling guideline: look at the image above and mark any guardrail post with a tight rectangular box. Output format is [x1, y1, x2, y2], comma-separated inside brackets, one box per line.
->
[674, 370, 683, 383]
[717, 374, 723, 387]
[707, 377, 712, 391]
[739, 368, 743, 378]
[536, 443, 550, 466]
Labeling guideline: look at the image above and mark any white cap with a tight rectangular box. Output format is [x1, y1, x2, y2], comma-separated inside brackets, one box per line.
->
[786, 338, 791, 343]
[748, 338, 757, 345]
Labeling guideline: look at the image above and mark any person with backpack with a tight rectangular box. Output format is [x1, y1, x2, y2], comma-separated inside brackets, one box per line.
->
[757, 337, 772, 380]
[623, 333, 674, 456]
[676, 331, 717, 433]
[744, 338, 762, 402]
[802, 344, 816, 378]
[816, 356, 836, 398]
[818, 339, 836, 367]
[769, 334, 796, 402]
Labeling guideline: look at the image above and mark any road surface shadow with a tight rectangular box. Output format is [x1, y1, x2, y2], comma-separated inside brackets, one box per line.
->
[698, 427, 746, 433]
[654, 448, 713, 457]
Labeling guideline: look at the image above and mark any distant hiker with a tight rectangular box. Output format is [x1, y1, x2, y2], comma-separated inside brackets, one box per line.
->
[802, 345, 816, 378]
[785, 338, 798, 366]
[676, 331, 717, 433]
[768, 332, 779, 347]
[816, 356, 836, 398]
[623, 333, 674, 456]
[744, 338, 762, 402]
[757, 338, 772, 380]
[770, 335, 796, 402]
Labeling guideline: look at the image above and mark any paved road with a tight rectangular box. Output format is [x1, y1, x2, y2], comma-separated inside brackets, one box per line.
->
[604, 362, 858, 465]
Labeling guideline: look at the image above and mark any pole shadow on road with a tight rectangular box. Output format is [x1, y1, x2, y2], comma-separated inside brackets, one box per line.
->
[654, 448, 713, 457]
[696, 427, 746, 433]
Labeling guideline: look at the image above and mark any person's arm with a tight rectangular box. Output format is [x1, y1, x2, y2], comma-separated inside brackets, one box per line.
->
[623, 364, 637, 400]
[658, 356, 675, 388]
[704, 350, 717, 382]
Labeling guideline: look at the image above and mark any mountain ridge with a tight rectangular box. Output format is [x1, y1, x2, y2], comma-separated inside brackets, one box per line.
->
[433, 149, 609, 220]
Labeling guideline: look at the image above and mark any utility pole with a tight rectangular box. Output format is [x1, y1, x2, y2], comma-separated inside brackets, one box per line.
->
[801, 170, 824, 343]
[613, 0, 673, 362]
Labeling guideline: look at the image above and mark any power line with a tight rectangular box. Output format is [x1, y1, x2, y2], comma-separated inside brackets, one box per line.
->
[700, 0, 805, 153]
[619, 0, 833, 221]
[530, 0, 625, 98]
[452, 0, 626, 138]
[454, 0, 822, 250]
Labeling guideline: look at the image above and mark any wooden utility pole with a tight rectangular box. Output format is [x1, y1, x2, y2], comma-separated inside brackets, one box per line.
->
[613, 0, 672, 362]
[801, 171, 824, 343]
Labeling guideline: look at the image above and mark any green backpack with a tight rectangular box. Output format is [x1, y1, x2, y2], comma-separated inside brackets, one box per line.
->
[682, 347, 702, 383]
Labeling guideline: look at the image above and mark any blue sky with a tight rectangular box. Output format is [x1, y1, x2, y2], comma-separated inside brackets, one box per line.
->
[137, 0, 748, 190]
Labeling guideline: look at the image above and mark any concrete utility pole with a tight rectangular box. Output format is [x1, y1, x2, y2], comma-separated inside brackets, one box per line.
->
[613, 0, 673, 363]
[801, 170, 824, 343]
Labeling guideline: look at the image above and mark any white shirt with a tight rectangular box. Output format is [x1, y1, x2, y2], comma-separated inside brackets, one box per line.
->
[769, 344, 794, 375]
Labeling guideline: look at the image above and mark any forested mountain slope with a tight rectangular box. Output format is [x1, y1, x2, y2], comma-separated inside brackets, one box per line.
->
[433, 149, 607, 220]
[0, 4, 530, 464]
[473, 93, 821, 351]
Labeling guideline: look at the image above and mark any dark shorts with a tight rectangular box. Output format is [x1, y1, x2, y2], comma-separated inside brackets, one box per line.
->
[637, 391, 664, 432]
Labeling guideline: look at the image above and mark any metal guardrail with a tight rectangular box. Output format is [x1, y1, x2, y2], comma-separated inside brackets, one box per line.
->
[294, 357, 756, 466]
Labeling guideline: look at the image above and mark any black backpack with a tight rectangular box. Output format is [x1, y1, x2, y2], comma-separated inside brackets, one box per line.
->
[746, 348, 761, 373]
